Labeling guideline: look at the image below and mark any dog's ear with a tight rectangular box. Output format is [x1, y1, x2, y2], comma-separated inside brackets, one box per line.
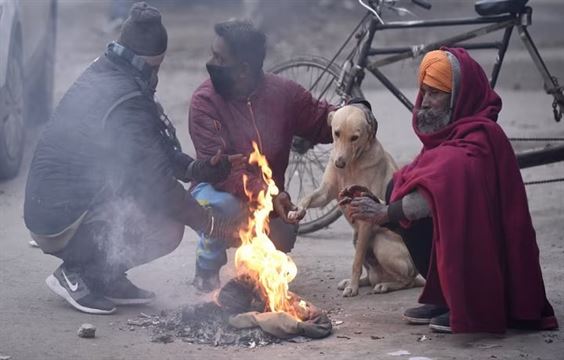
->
[327, 110, 336, 126]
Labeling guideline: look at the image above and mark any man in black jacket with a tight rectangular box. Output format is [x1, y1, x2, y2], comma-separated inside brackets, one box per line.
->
[24, 2, 242, 315]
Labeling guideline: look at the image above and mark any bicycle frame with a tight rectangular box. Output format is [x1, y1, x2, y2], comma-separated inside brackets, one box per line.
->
[342, 5, 564, 120]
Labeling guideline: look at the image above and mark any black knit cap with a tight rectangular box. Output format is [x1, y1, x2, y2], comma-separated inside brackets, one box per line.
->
[118, 2, 167, 56]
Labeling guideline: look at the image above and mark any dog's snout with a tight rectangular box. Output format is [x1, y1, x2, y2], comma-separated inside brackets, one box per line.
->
[335, 157, 346, 169]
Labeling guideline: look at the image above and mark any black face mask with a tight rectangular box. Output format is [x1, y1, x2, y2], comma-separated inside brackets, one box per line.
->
[206, 63, 236, 97]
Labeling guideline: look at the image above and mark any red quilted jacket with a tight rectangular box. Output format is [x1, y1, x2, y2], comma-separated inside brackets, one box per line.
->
[189, 73, 334, 199]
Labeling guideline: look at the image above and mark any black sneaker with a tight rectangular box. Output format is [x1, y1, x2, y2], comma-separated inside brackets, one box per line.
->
[192, 264, 220, 293]
[429, 312, 452, 333]
[403, 304, 449, 324]
[45, 265, 116, 315]
[103, 275, 155, 305]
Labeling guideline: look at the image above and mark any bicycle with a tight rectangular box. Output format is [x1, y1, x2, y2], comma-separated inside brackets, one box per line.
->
[269, 0, 564, 234]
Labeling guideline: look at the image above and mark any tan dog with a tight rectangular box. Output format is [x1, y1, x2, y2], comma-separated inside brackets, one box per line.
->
[289, 103, 424, 297]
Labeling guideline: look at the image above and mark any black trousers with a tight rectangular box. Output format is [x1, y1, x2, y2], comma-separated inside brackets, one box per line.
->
[385, 181, 433, 279]
[52, 198, 184, 283]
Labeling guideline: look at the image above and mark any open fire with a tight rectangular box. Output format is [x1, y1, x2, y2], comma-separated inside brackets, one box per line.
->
[138, 143, 331, 346]
[234, 141, 307, 321]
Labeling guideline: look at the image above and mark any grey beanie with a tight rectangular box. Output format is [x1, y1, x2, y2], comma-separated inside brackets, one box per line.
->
[118, 2, 168, 56]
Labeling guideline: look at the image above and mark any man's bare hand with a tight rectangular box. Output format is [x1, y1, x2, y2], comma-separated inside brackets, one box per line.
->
[287, 207, 306, 223]
[347, 196, 389, 225]
[273, 191, 302, 224]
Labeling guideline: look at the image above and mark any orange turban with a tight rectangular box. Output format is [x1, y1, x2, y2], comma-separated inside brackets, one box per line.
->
[418, 50, 452, 93]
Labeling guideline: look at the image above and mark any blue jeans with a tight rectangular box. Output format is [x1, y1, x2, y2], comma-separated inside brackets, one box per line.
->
[191, 183, 298, 271]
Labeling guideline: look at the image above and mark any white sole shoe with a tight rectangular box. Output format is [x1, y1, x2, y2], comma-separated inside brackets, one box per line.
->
[403, 315, 432, 324]
[429, 323, 452, 333]
[46, 275, 116, 315]
[105, 297, 154, 306]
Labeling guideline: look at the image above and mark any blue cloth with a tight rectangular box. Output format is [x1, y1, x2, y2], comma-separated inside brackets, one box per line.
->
[192, 183, 243, 271]
[192, 182, 299, 271]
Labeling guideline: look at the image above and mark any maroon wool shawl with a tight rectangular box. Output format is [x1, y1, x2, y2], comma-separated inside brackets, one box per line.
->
[391, 47, 557, 333]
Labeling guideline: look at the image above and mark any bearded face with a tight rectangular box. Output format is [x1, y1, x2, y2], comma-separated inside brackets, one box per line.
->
[416, 84, 452, 134]
[416, 106, 451, 134]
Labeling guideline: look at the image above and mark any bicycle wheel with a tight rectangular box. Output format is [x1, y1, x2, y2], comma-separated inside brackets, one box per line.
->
[269, 56, 362, 234]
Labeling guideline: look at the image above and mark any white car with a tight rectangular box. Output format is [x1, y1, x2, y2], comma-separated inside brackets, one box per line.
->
[0, 0, 57, 178]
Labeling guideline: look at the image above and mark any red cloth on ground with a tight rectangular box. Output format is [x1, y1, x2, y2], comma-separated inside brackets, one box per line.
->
[391, 47, 558, 333]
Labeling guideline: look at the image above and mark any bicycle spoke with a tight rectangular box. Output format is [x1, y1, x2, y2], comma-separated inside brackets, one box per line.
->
[272, 58, 343, 232]
[305, 156, 320, 189]
[316, 69, 329, 97]
[308, 67, 315, 93]
[310, 149, 329, 172]
[297, 160, 306, 200]
[318, 76, 336, 101]
[285, 153, 301, 188]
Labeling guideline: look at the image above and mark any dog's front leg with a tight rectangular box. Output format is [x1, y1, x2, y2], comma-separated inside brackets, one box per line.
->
[302, 181, 338, 209]
[343, 221, 372, 297]
[288, 179, 337, 221]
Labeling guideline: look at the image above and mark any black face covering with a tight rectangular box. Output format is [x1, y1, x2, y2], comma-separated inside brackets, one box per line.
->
[206, 63, 236, 97]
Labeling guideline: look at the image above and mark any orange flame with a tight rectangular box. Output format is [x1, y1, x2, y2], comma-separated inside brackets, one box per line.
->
[234, 142, 302, 320]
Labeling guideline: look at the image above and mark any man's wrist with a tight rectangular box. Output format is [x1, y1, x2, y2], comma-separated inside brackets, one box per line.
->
[272, 191, 289, 216]
[186, 160, 197, 180]
[276, 191, 289, 199]
[387, 199, 406, 223]
[379, 207, 390, 224]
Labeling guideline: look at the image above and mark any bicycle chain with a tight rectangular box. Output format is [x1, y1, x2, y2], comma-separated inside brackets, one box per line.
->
[550, 76, 563, 122]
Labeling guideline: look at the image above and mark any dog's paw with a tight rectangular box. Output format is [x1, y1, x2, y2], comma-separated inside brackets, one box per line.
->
[342, 285, 359, 297]
[287, 208, 306, 222]
[372, 283, 390, 294]
[337, 278, 350, 290]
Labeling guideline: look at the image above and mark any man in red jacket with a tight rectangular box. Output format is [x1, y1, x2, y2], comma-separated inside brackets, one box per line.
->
[340, 48, 557, 334]
[189, 20, 334, 292]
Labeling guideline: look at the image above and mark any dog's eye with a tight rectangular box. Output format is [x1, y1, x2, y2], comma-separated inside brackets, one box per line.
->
[351, 135, 359, 142]
[334, 131, 340, 138]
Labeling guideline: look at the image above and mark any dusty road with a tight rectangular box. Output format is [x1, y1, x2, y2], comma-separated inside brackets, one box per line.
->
[1, 1, 564, 359]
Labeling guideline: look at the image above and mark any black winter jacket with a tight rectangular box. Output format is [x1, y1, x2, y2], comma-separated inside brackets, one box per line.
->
[24, 51, 207, 234]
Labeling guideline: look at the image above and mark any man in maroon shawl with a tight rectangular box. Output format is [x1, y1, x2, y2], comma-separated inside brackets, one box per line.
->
[340, 48, 558, 333]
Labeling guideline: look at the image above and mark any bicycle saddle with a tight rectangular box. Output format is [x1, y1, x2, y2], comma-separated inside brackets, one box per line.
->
[475, 0, 529, 16]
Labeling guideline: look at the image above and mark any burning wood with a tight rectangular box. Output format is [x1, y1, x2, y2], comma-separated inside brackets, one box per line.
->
[216, 275, 266, 315]
[217, 276, 315, 321]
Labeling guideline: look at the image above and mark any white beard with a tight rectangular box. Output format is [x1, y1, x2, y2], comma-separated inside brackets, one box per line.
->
[416, 107, 451, 134]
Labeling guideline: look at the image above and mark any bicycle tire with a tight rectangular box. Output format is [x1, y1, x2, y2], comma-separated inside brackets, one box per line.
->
[269, 56, 363, 234]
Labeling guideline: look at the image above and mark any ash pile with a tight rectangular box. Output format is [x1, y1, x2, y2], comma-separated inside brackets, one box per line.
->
[132, 276, 332, 347]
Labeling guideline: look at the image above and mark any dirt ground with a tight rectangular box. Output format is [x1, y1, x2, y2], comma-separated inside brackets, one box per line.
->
[1, 1, 564, 359]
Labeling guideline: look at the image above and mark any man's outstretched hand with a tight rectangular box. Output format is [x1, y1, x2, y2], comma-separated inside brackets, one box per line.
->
[188, 149, 247, 183]
[273, 191, 304, 224]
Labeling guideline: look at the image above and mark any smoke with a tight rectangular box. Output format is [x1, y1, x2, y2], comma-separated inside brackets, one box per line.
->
[85, 192, 184, 286]
[97, 197, 147, 275]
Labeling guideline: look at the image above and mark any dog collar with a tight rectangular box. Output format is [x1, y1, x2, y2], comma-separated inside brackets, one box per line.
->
[348, 101, 378, 139]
